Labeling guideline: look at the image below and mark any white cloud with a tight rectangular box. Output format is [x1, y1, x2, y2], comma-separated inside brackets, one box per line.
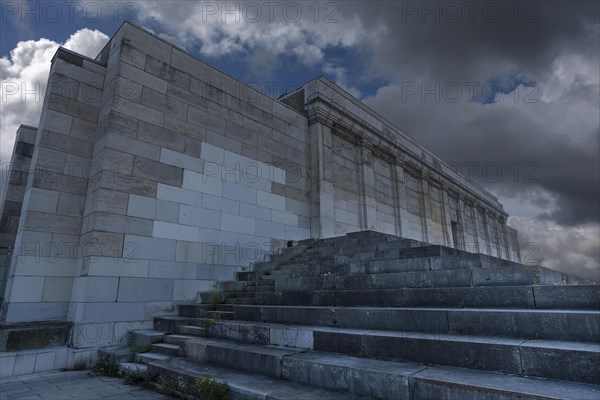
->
[0, 28, 108, 168]
[322, 63, 362, 99]
[135, 1, 365, 70]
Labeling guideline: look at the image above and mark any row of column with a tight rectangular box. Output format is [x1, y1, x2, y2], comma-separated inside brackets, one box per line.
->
[309, 121, 512, 260]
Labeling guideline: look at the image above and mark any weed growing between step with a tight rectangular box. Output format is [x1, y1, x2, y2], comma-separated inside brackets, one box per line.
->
[202, 318, 216, 337]
[196, 374, 229, 400]
[93, 358, 120, 377]
[123, 369, 159, 389]
[211, 290, 223, 306]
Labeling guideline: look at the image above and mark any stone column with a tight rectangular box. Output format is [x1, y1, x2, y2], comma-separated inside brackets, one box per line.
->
[359, 144, 377, 230]
[419, 177, 430, 243]
[392, 164, 406, 237]
[308, 122, 335, 238]
[439, 187, 451, 247]
[456, 196, 468, 251]
[479, 208, 491, 256]
[469, 205, 481, 253]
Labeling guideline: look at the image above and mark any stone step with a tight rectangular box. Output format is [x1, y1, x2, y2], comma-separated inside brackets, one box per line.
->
[335, 238, 426, 258]
[257, 285, 600, 309]
[149, 343, 180, 357]
[134, 351, 171, 364]
[147, 358, 372, 400]
[230, 306, 600, 342]
[97, 345, 132, 365]
[273, 265, 573, 291]
[178, 320, 274, 346]
[252, 260, 277, 272]
[214, 304, 234, 312]
[118, 362, 148, 374]
[235, 271, 258, 281]
[310, 328, 600, 384]
[177, 303, 213, 317]
[129, 329, 165, 348]
[179, 331, 598, 384]
[163, 334, 195, 346]
[226, 297, 256, 305]
[180, 334, 598, 385]
[216, 281, 248, 292]
[202, 310, 234, 320]
[153, 316, 194, 333]
[198, 290, 255, 304]
[246, 284, 276, 292]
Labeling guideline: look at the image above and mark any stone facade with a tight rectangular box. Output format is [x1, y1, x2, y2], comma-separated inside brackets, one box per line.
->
[0, 22, 519, 350]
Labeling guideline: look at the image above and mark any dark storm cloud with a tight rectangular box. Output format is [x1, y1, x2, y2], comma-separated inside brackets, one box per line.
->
[339, 1, 599, 83]
[337, 1, 599, 227]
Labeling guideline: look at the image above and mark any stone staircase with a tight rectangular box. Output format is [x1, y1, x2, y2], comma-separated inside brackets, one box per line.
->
[109, 231, 599, 399]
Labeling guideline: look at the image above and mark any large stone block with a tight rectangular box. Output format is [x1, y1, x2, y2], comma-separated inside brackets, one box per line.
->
[7, 276, 46, 302]
[112, 95, 164, 126]
[56, 192, 85, 217]
[39, 129, 94, 158]
[157, 183, 203, 206]
[221, 213, 255, 235]
[127, 194, 156, 219]
[23, 211, 81, 235]
[182, 170, 222, 196]
[103, 132, 161, 161]
[52, 58, 105, 89]
[202, 193, 239, 214]
[119, 62, 168, 94]
[83, 212, 153, 236]
[86, 188, 129, 216]
[88, 170, 157, 197]
[117, 277, 174, 302]
[222, 181, 257, 204]
[79, 231, 124, 259]
[25, 188, 59, 213]
[153, 221, 199, 241]
[71, 276, 119, 302]
[3, 302, 69, 322]
[257, 191, 286, 211]
[157, 199, 179, 223]
[170, 48, 211, 81]
[148, 260, 197, 280]
[84, 256, 149, 278]
[43, 109, 73, 135]
[167, 83, 208, 111]
[123, 234, 177, 262]
[41, 277, 74, 302]
[119, 43, 146, 68]
[47, 93, 99, 123]
[160, 148, 204, 173]
[72, 302, 146, 323]
[141, 86, 188, 120]
[132, 156, 183, 187]
[187, 105, 226, 132]
[179, 204, 221, 229]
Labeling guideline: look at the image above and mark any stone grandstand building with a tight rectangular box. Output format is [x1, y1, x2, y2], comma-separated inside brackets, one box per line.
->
[0, 22, 530, 376]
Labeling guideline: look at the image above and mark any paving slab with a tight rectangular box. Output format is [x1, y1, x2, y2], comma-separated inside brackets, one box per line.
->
[0, 370, 175, 399]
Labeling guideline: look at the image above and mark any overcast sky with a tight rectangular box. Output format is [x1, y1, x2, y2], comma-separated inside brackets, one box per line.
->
[1, 1, 598, 280]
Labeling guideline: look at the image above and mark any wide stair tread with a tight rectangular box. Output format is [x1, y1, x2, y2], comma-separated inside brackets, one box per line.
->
[174, 319, 599, 384]
[150, 343, 180, 356]
[169, 337, 600, 400]
[223, 305, 600, 342]
[147, 357, 372, 399]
